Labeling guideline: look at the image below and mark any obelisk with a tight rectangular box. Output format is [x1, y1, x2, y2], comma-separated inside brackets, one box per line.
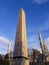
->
[13, 8, 29, 65]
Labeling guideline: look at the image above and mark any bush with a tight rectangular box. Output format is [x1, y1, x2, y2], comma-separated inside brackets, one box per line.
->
[3, 59, 10, 65]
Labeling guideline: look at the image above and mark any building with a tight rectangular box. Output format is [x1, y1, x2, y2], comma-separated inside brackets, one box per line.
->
[29, 49, 40, 62]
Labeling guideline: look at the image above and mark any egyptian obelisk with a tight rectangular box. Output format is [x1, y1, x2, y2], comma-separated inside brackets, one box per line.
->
[13, 9, 29, 65]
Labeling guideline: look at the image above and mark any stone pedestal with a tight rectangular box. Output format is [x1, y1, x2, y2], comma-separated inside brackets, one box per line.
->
[11, 59, 29, 65]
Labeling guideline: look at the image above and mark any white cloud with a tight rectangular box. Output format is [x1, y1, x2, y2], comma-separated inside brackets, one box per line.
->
[27, 15, 49, 34]
[0, 36, 14, 53]
[28, 42, 41, 51]
[40, 17, 49, 31]
[27, 34, 49, 53]
[32, 0, 48, 4]
[27, 16, 49, 53]
[27, 34, 41, 52]
[45, 37, 49, 50]
[0, 36, 9, 44]
[0, 36, 13, 44]
[27, 34, 38, 43]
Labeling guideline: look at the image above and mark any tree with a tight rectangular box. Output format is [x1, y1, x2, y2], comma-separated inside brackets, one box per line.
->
[4, 53, 9, 59]
[0, 54, 3, 65]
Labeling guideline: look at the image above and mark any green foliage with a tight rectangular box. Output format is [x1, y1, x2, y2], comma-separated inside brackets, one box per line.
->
[3, 59, 10, 65]
[0, 54, 3, 64]
[4, 54, 9, 59]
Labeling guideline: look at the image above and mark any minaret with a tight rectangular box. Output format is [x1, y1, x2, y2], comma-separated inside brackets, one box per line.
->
[7, 40, 11, 60]
[8, 40, 11, 54]
[13, 9, 29, 65]
[38, 31, 49, 62]
[38, 31, 44, 54]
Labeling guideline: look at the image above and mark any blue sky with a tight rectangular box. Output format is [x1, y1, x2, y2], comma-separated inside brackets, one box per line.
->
[0, 0, 49, 54]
